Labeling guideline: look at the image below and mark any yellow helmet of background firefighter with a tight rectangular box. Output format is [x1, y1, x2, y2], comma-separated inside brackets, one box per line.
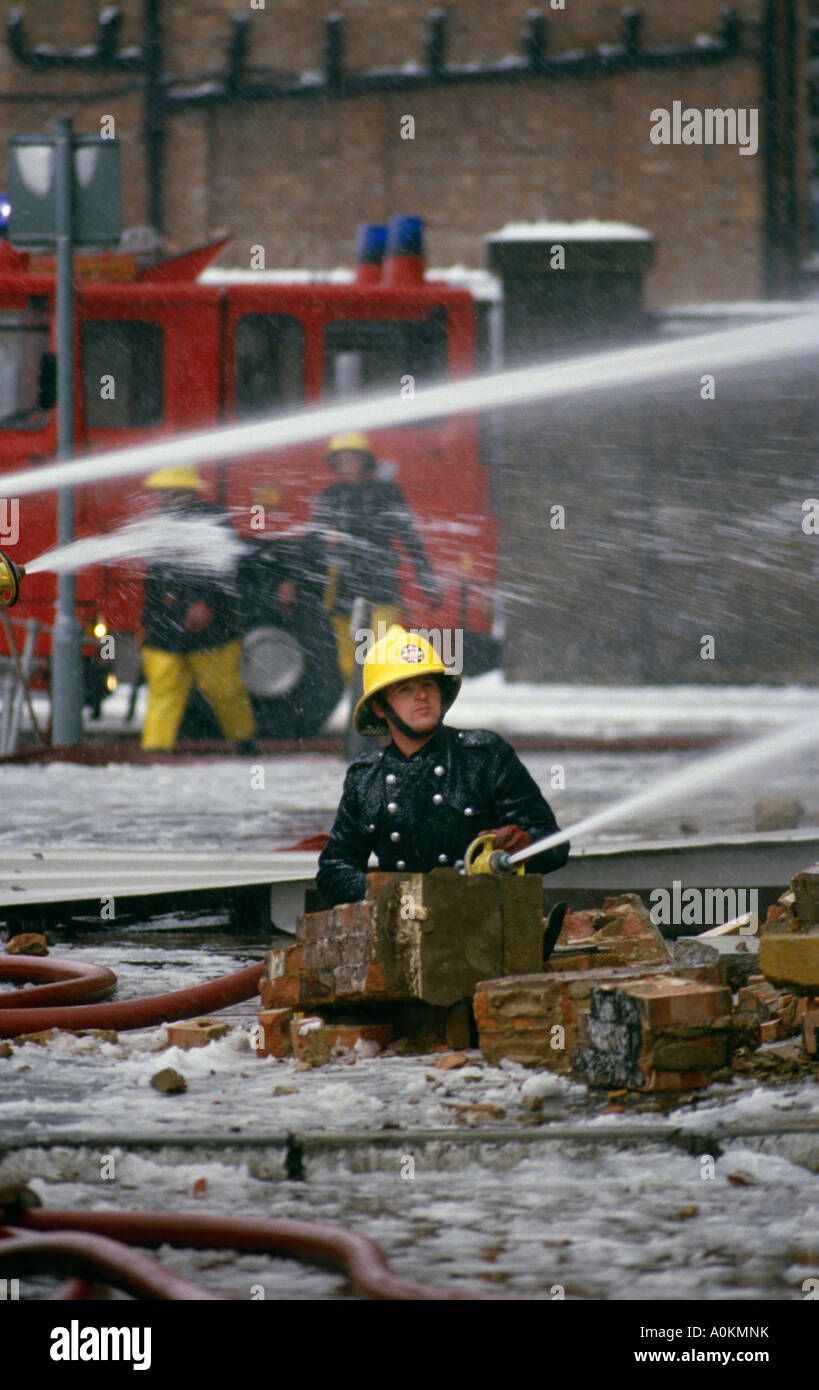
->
[326, 432, 376, 470]
[143, 466, 206, 492]
[353, 624, 461, 735]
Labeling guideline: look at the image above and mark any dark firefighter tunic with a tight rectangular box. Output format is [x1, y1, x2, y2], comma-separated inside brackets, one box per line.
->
[316, 724, 570, 906]
[141, 501, 243, 654]
[309, 478, 437, 612]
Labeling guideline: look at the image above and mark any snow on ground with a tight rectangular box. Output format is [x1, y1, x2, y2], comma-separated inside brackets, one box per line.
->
[40, 674, 819, 743]
[2, 936, 818, 1300]
[2, 680, 818, 1298]
[0, 741, 816, 853]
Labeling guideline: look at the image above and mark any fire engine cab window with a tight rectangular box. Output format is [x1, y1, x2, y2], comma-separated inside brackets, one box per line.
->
[82, 321, 164, 429]
[0, 312, 50, 429]
[234, 315, 303, 418]
[323, 316, 448, 396]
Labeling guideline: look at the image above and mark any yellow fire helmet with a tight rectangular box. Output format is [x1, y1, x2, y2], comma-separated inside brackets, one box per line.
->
[326, 431, 375, 468]
[143, 466, 206, 492]
[353, 624, 461, 736]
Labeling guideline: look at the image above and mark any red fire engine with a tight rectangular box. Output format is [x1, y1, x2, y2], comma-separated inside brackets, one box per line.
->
[0, 216, 499, 736]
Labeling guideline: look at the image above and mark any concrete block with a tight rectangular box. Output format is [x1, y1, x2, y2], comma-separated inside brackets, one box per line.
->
[671, 937, 721, 970]
[759, 935, 819, 992]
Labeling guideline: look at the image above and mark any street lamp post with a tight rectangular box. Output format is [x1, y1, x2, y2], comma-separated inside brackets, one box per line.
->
[7, 120, 121, 747]
[51, 116, 83, 746]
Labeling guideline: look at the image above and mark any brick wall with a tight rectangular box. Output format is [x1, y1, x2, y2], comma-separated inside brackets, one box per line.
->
[1, 1, 809, 305]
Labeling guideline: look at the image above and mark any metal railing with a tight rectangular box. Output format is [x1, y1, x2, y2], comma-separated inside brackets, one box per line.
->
[0, 614, 43, 754]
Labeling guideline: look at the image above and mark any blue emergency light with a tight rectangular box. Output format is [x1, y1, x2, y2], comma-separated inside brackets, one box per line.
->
[355, 222, 388, 265]
[386, 214, 424, 259]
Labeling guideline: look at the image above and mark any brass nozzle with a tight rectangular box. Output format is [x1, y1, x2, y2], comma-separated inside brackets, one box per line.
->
[0, 549, 25, 607]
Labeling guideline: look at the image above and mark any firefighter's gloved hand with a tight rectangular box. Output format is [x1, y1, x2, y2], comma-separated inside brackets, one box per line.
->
[481, 825, 533, 855]
[182, 600, 214, 633]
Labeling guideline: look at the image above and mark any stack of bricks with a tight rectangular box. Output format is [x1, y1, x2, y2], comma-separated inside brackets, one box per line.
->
[544, 894, 671, 973]
[261, 868, 544, 1010]
[257, 868, 545, 1057]
[260, 903, 389, 1011]
[574, 975, 734, 1091]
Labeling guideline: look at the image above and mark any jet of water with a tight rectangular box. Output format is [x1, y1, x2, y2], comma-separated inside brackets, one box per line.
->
[2, 310, 818, 502]
[508, 716, 819, 864]
[25, 515, 248, 577]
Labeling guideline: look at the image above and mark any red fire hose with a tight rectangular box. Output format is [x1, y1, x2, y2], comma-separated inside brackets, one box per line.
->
[0, 1227, 224, 1300]
[0, 956, 501, 1298]
[0, 954, 263, 1037]
[2, 1204, 494, 1300]
[0, 955, 116, 1010]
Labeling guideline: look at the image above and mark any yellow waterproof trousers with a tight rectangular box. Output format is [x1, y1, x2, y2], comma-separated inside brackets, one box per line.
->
[141, 640, 256, 750]
[331, 604, 402, 687]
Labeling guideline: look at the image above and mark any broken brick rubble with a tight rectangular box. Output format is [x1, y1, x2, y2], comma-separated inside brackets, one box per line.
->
[545, 894, 670, 972]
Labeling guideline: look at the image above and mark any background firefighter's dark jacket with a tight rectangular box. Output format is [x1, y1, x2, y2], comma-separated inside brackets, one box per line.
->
[307, 477, 437, 611]
[141, 501, 243, 654]
[316, 724, 569, 906]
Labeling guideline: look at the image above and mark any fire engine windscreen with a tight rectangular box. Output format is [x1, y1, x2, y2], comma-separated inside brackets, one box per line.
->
[0, 310, 52, 426]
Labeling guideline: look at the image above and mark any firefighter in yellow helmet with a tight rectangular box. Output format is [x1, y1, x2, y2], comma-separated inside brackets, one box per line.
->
[307, 432, 443, 686]
[138, 467, 257, 752]
[316, 625, 569, 905]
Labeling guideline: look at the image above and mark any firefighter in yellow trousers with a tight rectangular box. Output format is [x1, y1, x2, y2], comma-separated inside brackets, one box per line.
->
[139, 468, 257, 752]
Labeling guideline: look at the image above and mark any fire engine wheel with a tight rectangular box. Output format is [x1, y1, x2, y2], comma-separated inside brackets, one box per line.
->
[178, 605, 343, 742]
[247, 607, 343, 739]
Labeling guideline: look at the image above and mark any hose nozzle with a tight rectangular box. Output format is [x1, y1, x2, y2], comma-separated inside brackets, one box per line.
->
[0, 549, 25, 608]
[463, 833, 525, 877]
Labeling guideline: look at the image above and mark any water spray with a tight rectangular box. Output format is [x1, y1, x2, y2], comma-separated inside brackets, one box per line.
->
[465, 716, 819, 876]
[1, 309, 818, 505]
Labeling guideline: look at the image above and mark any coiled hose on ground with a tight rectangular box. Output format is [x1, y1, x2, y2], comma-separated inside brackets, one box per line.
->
[0, 953, 263, 1037]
